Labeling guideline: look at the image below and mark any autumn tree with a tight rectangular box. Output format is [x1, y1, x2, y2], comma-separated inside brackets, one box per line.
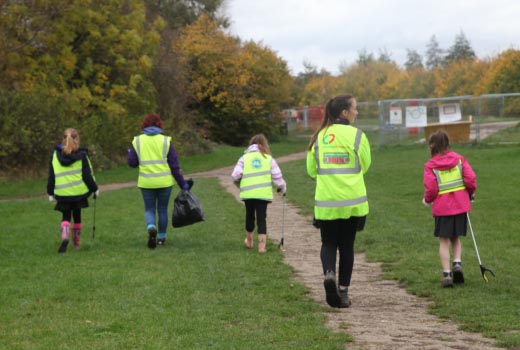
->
[433, 59, 488, 97]
[477, 49, 520, 115]
[175, 15, 292, 145]
[477, 49, 520, 93]
[338, 60, 402, 101]
[0, 1, 160, 173]
[299, 75, 341, 106]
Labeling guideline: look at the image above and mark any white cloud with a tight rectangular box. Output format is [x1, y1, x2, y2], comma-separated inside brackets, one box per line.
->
[226, 0, 520, 75]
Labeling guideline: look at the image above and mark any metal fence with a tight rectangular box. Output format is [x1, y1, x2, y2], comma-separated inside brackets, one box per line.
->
[284, 93, 520, 147]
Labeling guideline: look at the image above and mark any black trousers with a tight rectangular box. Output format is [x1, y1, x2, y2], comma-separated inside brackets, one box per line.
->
[244, 199, 268, 234]
[62, 208, 81, 223]
[320, 218, 358, 287]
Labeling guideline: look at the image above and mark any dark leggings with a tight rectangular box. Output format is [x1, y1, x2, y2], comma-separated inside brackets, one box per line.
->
[62, 209, 81, 223]
[244, 199, 268, 234]
[320, 218, 358, 286]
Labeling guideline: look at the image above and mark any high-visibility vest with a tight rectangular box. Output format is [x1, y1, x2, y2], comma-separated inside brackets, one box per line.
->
[240, 151, 273, 201]
[433, 161, 465, 194]
[52, 151, 92, 197]
[132, 134, 174, 189]
[312, 125, 368, 220]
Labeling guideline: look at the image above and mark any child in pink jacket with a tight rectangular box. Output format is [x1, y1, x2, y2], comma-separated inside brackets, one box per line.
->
[423, 130, 477, 288]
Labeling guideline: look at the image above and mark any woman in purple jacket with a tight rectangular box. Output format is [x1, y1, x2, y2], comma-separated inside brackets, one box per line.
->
[423, 130, 477, 288]
[128, 114, 190, 248]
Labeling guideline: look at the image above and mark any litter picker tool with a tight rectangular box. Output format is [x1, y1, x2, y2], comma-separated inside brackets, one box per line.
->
[92, 194, 97, 239]
[277, 189, 286, 252]
[466, 213, 495, 283]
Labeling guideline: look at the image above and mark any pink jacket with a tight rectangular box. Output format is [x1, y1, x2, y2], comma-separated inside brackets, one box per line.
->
[423, 150, 476, 217]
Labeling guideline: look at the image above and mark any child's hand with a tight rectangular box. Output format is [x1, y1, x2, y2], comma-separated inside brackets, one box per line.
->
[49, 195, 55, 202]
[277, 185, 287, 195]
[422, 198, 431, 207]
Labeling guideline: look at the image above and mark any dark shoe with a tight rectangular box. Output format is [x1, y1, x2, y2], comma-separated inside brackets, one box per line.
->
[157, 238, 166, 246]
[441, 275, 453, 288]
[147, 227, 157, 249]
[323, 270, 341, 308]
[58, 239, 69, 253]
[339, 288, 351, 308]
[453, 264, 464, 284]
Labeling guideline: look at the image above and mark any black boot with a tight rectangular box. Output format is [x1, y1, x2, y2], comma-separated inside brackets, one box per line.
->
[339, 287, 351, 308]
[452, 262, 464, 284]
[323, 270, 340, 308]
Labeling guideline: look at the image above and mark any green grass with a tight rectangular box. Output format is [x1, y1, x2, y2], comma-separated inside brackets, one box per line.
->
[0, 134, 310, 200]
[482, 121, 520, 144]
[2, 126, 520, 348]
[280, 142, 520, 348]
[0, 178, 351, 350]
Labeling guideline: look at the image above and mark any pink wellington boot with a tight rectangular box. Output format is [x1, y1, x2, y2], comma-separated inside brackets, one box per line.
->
[72, 223, 82, 249]
[58, 221, 70, 253]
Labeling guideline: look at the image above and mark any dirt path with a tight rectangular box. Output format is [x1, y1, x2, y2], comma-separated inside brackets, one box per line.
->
[187, 152, 502, 350]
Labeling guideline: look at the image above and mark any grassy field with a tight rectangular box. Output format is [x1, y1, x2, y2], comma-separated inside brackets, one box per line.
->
[1, 128, 519, 348]
[281, 139, 520, 348]
[0, 179, 350, 350]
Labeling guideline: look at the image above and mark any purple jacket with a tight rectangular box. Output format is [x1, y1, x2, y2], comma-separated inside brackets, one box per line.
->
[128, 127, 188, 190]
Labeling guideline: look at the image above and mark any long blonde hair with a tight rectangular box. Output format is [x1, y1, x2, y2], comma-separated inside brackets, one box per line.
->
[62, 128, 80, 155]
[249, 133, 271, 157]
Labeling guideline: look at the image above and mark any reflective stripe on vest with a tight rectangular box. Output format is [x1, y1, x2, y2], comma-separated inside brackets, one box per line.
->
[52, 151, 90, 196]
[313, 125, 368, 219]
[133, 135, 174, 188]
[433, 161, 465, 194]
[240, 152, 273, 200]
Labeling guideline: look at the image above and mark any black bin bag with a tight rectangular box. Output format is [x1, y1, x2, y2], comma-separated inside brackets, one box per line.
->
[172, 190, 205, 228]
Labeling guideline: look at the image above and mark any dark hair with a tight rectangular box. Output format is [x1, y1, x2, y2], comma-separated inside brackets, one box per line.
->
[308, 94, 354, 150]
[429, 130, 450, 156]
[249, 133, 271, 157]
[140, 113, 163, 130]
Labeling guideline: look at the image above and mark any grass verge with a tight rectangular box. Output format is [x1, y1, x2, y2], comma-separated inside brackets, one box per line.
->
[280, 142, 520, 348]
[0, 178, 351, 350]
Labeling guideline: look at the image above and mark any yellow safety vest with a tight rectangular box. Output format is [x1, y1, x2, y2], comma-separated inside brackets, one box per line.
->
[132, 134, 174, 189]
[433, 161, 465, 194]
[310, 125, 369, 220]
[240, 151, 273, 201]
[52, 151, 92, 197]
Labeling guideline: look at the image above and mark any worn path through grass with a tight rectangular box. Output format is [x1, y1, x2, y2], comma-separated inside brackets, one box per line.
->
[185, 152, 503, 350]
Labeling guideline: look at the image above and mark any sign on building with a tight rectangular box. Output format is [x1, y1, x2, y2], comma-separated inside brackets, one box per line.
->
[389, 106, 402, 125]
[406, 106, 427, 127]
[439, 103, 462, 123]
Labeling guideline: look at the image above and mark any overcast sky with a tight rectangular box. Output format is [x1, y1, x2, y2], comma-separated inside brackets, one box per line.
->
[225, 0, 520, 75]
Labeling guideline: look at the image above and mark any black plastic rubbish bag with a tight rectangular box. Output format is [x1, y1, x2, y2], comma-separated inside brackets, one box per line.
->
[172, 190, 205, 228]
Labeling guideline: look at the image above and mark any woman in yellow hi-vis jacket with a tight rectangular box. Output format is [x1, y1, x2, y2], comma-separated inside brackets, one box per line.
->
[306, 94, 371, 308]
[128, 114, 190, 249]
